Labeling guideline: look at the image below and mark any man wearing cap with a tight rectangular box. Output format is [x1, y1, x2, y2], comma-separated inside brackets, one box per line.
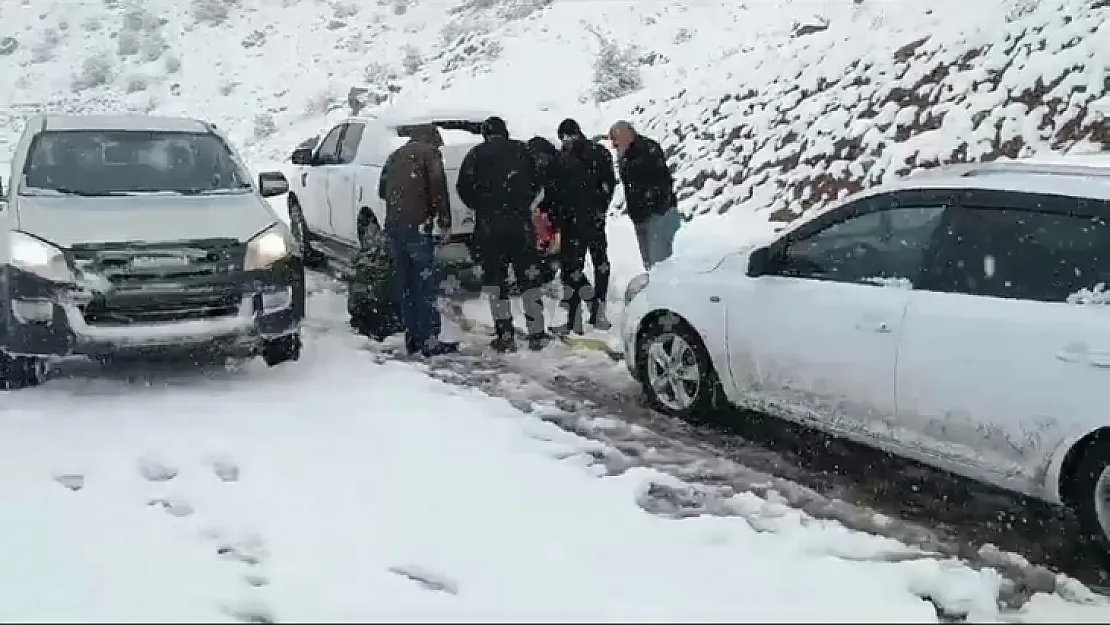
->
[456, 117, 548, 353]
[553, 118, 617, 333]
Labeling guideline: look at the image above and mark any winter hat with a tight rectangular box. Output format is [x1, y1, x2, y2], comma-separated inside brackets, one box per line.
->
[481, 116, 509, 139]
[557, 118, 583, 140]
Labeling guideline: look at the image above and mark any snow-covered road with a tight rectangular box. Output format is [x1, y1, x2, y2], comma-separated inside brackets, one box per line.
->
[1, 274, 1108, 622]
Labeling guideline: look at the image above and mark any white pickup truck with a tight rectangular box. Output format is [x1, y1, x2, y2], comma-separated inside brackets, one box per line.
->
[286, 108, 502, 269]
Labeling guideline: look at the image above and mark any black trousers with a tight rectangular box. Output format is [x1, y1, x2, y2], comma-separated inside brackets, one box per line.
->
[475, 225, 546, 339]
[560, 223, 609, 320]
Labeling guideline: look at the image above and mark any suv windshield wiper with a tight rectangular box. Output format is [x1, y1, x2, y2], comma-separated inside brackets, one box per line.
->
[23, 187, 134, 197]
[167, 186, 253, 196]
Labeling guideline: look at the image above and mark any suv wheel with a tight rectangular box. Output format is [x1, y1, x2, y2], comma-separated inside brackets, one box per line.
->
[357, 212, 381, 250]
[262, 333, 302, 367]
[0, 352, 50, 390]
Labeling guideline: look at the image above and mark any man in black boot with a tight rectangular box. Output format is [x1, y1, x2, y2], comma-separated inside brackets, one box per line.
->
[551, 118, 616, 334]
[457, 117, 548, 353]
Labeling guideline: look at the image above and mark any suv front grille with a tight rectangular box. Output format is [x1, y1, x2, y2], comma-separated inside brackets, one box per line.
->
[68, 239, 246, 325]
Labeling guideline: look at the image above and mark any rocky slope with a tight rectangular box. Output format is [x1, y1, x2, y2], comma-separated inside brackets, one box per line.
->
[1, 0, 1106, 226]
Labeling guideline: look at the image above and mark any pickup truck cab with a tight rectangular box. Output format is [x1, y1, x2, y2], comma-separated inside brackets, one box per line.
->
[286, 108, 496, 270]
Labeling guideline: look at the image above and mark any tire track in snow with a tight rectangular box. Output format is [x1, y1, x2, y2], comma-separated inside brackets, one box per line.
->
[326, 280, 1106, 621]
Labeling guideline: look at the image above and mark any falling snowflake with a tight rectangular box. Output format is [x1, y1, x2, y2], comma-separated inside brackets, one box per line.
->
[524, 264, 541, 281]
[439, 273, 462, 295]
[419, 267, 436, 280]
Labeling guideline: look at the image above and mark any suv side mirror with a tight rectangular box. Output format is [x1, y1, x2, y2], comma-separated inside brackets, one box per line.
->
[747, 246, 771, 277]
[258, 171, 290, 198]
[291, 147, 314, 166]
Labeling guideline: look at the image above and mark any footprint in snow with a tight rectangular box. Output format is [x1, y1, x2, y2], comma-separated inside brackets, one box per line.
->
[138, 456, 178, 482]
[210, 458, 240, 483]
[222, 600, 276, 624]
[147, 497, 195, 518]
[53, 473, 85, 492]
[388, 564, 459, 595]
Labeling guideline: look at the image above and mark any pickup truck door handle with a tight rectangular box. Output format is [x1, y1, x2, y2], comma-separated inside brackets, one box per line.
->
[855, 321, 891, 334]
[1057, 346, 1110, 368]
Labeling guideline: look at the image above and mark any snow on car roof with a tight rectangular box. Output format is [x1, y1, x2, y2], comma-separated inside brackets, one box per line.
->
[365, 107, 499, 127]
[776, 166, 1110, 240]
[42, 114, 210, 133]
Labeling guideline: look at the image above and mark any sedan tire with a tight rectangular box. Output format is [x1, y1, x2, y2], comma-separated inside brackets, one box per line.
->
[636, 317, 720, 419]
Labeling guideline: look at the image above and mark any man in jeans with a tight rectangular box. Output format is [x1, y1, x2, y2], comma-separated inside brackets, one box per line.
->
[378, 124, 458, 357]
[609, 121, 682, 269]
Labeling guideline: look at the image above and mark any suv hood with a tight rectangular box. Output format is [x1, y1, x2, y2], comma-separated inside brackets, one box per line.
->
[15, 193, 275, 247]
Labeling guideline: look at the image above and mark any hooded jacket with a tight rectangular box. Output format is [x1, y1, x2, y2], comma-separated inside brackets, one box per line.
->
[377, 124, 452, 230]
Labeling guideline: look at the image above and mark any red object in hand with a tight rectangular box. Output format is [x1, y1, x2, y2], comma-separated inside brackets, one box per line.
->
[533, 209, 559, 254]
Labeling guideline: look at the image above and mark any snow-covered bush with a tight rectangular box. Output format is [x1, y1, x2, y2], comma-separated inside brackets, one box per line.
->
[72, 52, 116, 91]
[163, 53, 181, 74]
[29, 27, 62, 64]
[117, 30, 140, 56]
[125, 74, 149, 93]
[439, 19, 487, 46]
[591, 39, 643, 103]
[0, 36, 19, 56]
[253, 113, 277, 139]
[401, 45, 422, 75]
[331, 1, 359, 19]
[192, 0, 241, 26]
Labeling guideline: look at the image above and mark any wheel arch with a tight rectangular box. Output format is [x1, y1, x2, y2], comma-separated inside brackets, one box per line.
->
[1054, 426, 1110, 505]
[634, 309, 725, 380]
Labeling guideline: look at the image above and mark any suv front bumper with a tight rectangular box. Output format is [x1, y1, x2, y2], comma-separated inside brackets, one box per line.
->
[0, 260, 305, 358]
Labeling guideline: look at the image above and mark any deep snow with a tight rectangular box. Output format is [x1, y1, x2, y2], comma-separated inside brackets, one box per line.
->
[1, 283, 1109, 622]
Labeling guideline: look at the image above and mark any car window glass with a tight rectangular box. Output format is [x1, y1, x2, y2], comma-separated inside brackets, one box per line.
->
[315, 125, 345, 164]
[925, 207, 1110, 304]
[338, 123, 364, 164]
[776, 205, 947, 288]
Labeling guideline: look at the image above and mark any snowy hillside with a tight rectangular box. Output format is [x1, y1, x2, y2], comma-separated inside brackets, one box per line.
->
[3, 0, 1105, 233]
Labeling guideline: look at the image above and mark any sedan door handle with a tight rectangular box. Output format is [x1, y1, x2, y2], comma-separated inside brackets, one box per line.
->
[855, 321, 891, 334]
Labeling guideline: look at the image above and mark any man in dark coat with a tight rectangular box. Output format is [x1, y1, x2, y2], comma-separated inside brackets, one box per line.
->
[378, 124, 458, 357]
[609, 120, 681, 270]
[552, 118, 617, 333]
[456, 117, 548, 353]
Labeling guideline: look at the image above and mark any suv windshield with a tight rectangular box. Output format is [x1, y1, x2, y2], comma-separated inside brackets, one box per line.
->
[20, 130, 253, 197]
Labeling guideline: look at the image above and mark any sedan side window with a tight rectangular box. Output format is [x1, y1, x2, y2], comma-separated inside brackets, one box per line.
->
[922, 207, 1110, 303]
[774, 206, 948, 287]
[314, 125, 346, 165]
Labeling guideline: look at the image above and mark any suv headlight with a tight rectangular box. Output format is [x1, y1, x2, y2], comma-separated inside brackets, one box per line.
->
[624, 272, 650, 305]
[9, 231, 74, 283]
[245, 224, 294, 271]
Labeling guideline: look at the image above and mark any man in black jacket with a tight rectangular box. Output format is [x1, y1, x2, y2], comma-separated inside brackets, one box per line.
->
[553, 118, 617, 333]
[456, 117, 548, 353]
[609, 120, 681, 270]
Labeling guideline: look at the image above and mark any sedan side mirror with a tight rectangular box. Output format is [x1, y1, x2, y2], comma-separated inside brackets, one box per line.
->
[258, 171, 290, 198]
[291, 147, 314, 166]
[747, 246, 771, 277]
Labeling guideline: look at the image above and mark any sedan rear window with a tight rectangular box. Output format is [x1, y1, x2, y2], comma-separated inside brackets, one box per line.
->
[21, 130, 253, 197]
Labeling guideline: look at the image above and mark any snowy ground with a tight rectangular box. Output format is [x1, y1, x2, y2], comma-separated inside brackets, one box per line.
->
[2, 275, 1109, 622]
